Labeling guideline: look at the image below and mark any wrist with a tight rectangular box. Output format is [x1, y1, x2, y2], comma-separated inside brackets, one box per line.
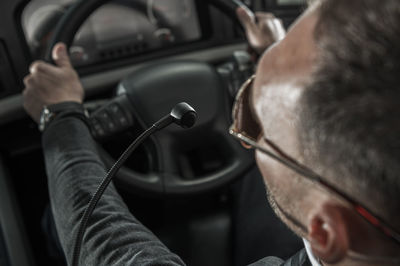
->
[39, 101, 89, 132]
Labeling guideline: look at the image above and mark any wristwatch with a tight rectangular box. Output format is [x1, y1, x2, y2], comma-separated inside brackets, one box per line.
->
[39, 101, 88, 132]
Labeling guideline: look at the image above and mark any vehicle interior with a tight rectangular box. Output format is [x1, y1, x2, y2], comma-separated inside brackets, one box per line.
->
[0, 0, 307, 265]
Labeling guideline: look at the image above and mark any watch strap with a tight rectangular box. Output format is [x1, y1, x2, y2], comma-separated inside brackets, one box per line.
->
[39, 101, 89, 132]
[47, 101, 86, 113]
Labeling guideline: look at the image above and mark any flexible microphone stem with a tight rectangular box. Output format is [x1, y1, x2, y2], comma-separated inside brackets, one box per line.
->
[71, 124, 157, 266]
[72, 122, 173, 266]
[71, 103, 196, 266]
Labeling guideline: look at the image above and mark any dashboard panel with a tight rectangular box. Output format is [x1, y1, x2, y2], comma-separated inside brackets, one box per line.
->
[22, 0, 202, 67]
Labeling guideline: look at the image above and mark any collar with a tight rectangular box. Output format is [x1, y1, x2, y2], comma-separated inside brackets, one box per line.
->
[303, 239, 322, 266]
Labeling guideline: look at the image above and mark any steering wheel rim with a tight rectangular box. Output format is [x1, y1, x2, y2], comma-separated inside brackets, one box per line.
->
[46, 0, 254, 196]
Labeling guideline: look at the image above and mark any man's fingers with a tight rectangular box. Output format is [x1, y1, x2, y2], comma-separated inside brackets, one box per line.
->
[22, 88, 42, 123]
[52, 43, 72, 68]
[273, 18, 286, 40]
[29, 61, 58, 76]
[255, 12, 275, 20]
[237, 6, 255, 29]
[264, 18, 286, 41]
[23, 75, 33, 87]
[24, 70, 53, 94]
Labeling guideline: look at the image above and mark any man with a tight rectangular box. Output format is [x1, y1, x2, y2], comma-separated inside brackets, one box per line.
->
[23, 0, 400, 265]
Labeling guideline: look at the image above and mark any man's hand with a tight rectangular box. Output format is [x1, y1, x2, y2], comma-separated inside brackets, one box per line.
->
[23, 43, 84, 122]
[237, 6, 286, 54]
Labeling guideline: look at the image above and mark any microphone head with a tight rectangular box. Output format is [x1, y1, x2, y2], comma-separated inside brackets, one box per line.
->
[170, 102, 197, 129]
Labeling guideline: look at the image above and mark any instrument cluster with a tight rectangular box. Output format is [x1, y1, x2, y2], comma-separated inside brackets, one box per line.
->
[22, 0, 202, 67]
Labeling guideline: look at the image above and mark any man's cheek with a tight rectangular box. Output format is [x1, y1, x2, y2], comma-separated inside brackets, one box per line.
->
[255, 150, 281, 191]
[255, 150, 296, 197]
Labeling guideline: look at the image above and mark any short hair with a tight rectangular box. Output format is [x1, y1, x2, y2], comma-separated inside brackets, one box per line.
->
[300, 0, 400, 228]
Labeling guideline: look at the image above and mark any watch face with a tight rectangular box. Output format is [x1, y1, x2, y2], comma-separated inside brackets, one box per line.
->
[39, 107, 52, 132]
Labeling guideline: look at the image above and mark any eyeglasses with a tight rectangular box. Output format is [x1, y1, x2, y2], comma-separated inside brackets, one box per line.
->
[229, 75, 400, 245]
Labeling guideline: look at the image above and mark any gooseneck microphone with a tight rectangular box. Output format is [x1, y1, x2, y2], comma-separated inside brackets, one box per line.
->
[71, 102, 197, 266]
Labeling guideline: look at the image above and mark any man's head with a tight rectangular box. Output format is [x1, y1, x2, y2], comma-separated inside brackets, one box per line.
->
[250, 0, 400, 264]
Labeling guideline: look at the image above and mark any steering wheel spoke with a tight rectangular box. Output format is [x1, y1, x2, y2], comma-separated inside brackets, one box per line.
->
[154, 135, 181, 175]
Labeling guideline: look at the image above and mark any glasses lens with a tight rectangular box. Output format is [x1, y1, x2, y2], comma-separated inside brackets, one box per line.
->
[231, 76, 261, 141]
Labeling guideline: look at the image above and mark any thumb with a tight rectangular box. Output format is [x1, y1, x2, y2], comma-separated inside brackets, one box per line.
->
[236, 6, 255, 30]
[52, 43, 72, 68]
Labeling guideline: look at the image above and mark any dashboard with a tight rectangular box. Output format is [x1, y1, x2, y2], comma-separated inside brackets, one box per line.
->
[22, 0, 203, 67]
[0, 0, 307, 101]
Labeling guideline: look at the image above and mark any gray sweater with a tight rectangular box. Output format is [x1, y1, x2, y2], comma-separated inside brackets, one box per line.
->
[43, 117, 185, 266]
[42, 116, 302, 266]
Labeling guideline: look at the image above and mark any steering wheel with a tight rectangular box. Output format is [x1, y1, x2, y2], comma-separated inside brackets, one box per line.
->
[45, 0, 254, 196]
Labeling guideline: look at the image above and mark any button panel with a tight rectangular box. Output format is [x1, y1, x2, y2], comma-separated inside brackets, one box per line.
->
[88, 95, 134, 140]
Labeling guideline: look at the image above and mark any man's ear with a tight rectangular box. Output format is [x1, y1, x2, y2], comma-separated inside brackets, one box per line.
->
[307, 203, 350, 264]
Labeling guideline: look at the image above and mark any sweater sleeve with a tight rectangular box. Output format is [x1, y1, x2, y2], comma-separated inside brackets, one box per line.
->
[42, 117, 185, 266]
